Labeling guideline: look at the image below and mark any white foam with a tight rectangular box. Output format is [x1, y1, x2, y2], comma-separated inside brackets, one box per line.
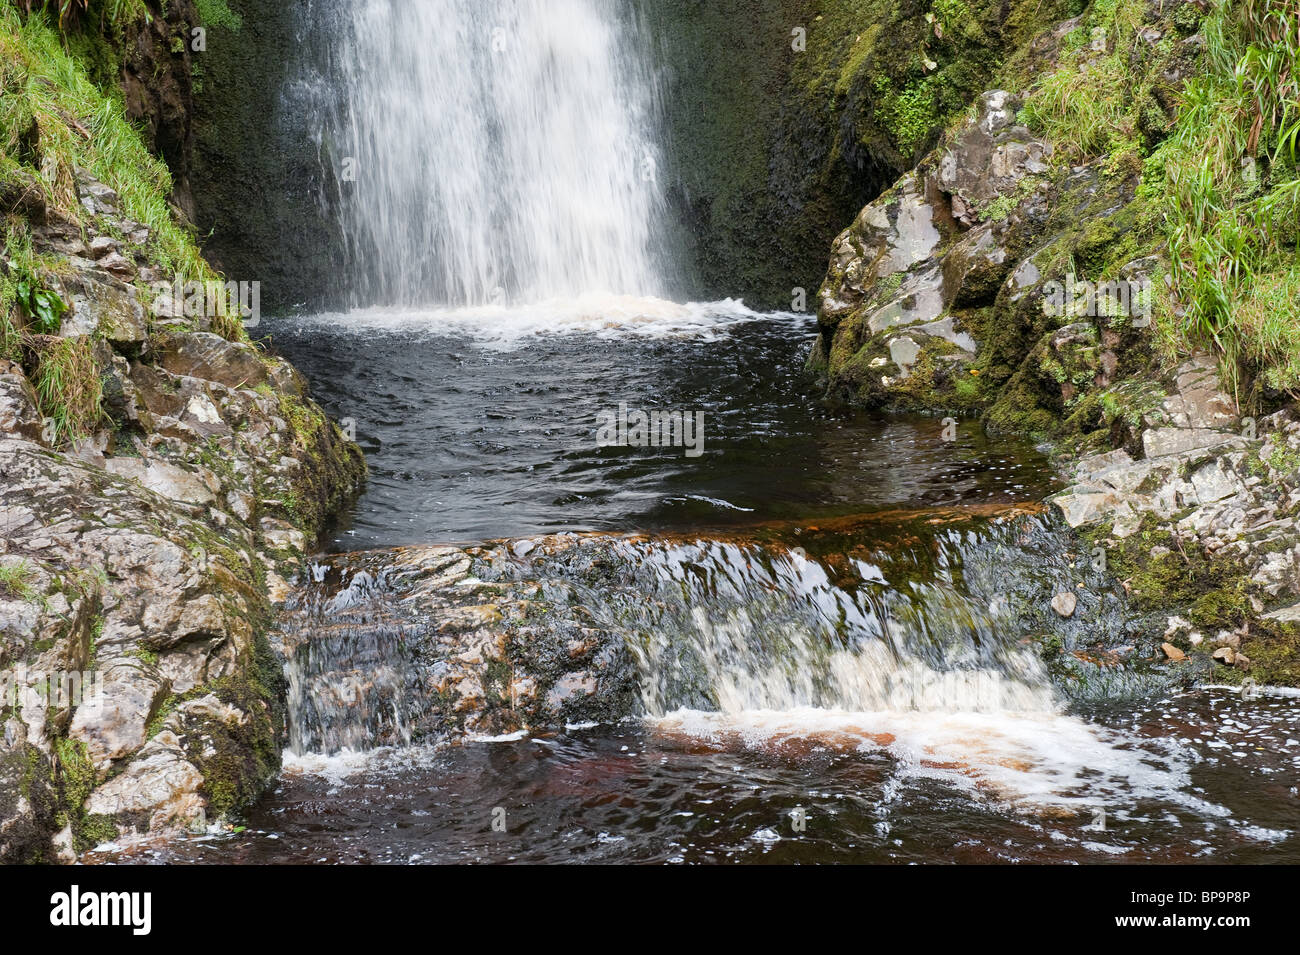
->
[281, 742, 444, 783]
[649, 706, 1232, 820]
[281, 296, 802, 349]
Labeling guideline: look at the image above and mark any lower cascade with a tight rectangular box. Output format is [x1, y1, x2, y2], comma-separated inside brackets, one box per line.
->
[239, 511, 1297, 864]
[277, 510, 1124, 756]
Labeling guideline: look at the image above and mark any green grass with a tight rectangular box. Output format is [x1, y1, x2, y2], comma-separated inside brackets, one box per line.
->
[1157, 0, 1300, 402]
[0, 559, 38, 600]
[29, 334, 105, 446]
[1021, 0, 1300, 407]
[0, 5, 234, 319]
[1, 4, 251, 443]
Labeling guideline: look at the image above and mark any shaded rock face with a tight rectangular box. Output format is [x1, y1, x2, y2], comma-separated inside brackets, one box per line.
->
[812, 89, 1068, 406]
[119, 0, 202, 220]
[190, 0, 345, 310]
[0, 169, 364, 861]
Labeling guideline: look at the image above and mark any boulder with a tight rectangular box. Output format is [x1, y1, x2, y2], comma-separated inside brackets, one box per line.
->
[157, 332, 269, 390]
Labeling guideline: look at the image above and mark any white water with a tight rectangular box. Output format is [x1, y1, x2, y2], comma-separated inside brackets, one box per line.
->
[271, 295, 786, 348]
[309, 0, 668, 307]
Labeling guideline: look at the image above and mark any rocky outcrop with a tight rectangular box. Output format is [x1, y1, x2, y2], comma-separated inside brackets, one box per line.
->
[280, 539, 641, 752]
[0, 167, 364, 861]
[1051, 357, 1300, 684]
[809, 80, 1158, 431]
[807, 3, 1300, 686]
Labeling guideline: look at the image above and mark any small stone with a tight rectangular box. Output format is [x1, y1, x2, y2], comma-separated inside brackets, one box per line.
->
[88, 235, 118, 258]
[1213, 630, 1241, 649]
[1161, 642, 1186, 662]
[1051, 591, 1077, 618]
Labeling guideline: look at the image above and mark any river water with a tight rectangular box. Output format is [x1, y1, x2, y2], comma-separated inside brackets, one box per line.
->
[96, 302, 1300, 865]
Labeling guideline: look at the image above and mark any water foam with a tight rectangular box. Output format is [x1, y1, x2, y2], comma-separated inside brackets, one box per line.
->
[279, 296, 790, 348]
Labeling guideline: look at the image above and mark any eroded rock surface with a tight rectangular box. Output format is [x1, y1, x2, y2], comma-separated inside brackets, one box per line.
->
[0, 169, 364, 861]
[1050, 357, 1300, 683]
[277, 540, 641, 754]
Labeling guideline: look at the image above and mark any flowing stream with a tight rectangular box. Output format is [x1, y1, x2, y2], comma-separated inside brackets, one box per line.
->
[102, 308, 1300, 865]
[99, 0, 1300, 863]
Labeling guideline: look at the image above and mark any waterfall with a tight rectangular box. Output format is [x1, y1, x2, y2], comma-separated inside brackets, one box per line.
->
[274, 513, 1129, 756]
[298, 0, 669, 308]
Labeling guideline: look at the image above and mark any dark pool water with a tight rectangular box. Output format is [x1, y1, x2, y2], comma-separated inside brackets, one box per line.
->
[259, 303, 1057, 549]
[100, 689, 1300, 865]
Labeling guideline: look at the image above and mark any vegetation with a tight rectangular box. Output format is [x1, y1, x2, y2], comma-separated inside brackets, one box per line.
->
[1021, 0, 1300, 410]
[0, 559, 37, 600]
[1, 3, 248, 444]
[0, 5, 217, 279]
[29, 333, 104, 444]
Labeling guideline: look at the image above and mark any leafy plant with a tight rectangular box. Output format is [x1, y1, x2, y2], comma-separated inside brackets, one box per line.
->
[14, 274, 66, 334]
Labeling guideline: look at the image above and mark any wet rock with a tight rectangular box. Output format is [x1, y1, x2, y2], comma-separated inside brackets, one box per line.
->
[54, 273, 147, 348]
[0, 371, 46, 443]
[888, 336, 922, 376]
[104, 457, 219, 506]
[75, 169, 120, 216]
[83, 731, 204, 822]
[814, 86, 1055, 409]
[1263, 602, 1300, 624]
[1150, 357, 1238, 430]
[69, 672, 169, 771]
[1143, 426, 1240, 459]
[1050, 486, 1128, 528]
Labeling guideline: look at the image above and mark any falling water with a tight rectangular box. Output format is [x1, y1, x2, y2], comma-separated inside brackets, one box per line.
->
[299, 0, 669, 307]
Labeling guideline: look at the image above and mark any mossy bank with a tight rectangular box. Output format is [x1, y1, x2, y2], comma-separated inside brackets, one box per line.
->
[807, 0, 1300, 685]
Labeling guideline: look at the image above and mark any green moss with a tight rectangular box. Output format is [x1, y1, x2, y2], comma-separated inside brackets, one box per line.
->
[1242, 617, 1300, 687]
[194, 0, 243, 32]
[53, 736, 120, 851]
[183, 631, 283, 818]
[1086, 516, 1254, 631]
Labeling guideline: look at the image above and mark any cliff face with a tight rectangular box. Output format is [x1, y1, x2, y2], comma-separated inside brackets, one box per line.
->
[0, 4, 363, 861]
[646, 0, 1078, 307]
[188, 0, 344, 311]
